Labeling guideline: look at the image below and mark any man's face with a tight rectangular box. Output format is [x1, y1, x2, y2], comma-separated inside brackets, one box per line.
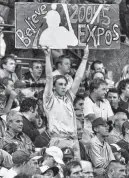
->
[116, 113, 127, 129]
[75, 99, 84, 111]
[9, 115, 23, 133]
[60, 58, 71, 74]
[70, 166, 83, 178]
[94, 63, 105, 74]
[113, 164, 126, 178]
[82, 163, 94, 178]
[32, 63, 43, 78]
[107, 92, 119, 108]
[55, 78, 67, 96]
[30, 105, 38, 122]
[3, 59, 16, 73]
[95, 84, 107, 100]
[123, 84, 129, 98]
[97, 124, 109, 137]
[7, 80, 14, 91]
[28, 159, 40, 175]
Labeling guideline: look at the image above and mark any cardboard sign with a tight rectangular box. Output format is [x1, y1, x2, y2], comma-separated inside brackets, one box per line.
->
[15, 3, 120, 49]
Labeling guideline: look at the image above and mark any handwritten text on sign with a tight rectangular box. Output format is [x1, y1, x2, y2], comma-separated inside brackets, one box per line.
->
[15, 3, 120, 49]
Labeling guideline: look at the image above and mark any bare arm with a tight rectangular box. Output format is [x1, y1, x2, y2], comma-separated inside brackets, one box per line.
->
[43, 48, 53, 98]
[70, 46, 89, 96]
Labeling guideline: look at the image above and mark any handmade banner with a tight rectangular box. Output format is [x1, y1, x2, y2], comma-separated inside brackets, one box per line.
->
[15, 3, 120, 49]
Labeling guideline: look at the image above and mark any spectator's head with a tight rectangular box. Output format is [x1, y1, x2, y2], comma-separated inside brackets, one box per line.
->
[53, 75, 68, 96]
[89, 78, 107, 100]
[74, 95, 84, 111]
[56, 55, 71, 75]
[107, 88, 119, 109]
[117, 79, 129, 98]
[106, 160, 126, 178]
[62, 147, 74, 164]
[80, 161, 94, 178]
[7, 110, 23, 133]
[1, 77, 14, 92]
[67, 160, 83, 178]
[91, 71, 105, 80]
[120, 65, 129, 81]
[44, 146, 64, 167]
[77, 120, 83, 140]
[20, 98, 38, 122]
[1, 55, 16, 73]
[29, 61, 43, 79]
[90, 60, 105, 74]
[114, 112, 128, 130]
[122, 121, 129, 138]
[12, 150, 40, 175]
[40, 165, 59, 178]
[92, 117, 109, 137]
[3, 142, 17, 155]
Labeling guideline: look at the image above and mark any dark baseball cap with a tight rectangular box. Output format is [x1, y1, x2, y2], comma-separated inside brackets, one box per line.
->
[12, 150, 31, 165]
[62, 147, 74, 159]
[92, 117, 107, 130]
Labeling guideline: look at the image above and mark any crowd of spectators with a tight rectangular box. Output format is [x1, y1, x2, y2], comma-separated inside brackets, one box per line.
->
[0, 0, 129, 178]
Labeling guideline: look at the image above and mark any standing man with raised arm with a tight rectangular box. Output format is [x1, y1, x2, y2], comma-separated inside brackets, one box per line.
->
[43, 46, 89, 159]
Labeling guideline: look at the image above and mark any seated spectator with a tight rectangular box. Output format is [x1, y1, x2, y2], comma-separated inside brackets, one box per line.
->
[61, 147, 74, 164]
[107, 88, 120, 114]
[22, 60, 45, 98]
[80, 160, 94, 178]
[3, 149, 40, 178]
[0, 110, 35, 153]
[83, 78, 114, 142]
[107, 111, 127, 144]
[117, 79, 129, 112]
[52, 55, 73, 90]
[88, 117, 115, 170]
[95, 160, 126, 178]
[20, 98, 45, 143]
[0, 55, 18, 83]
[66, 160, 83, 178]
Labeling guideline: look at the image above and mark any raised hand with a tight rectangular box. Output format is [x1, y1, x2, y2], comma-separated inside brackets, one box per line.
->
[83, 45, 89, 60]
[43, 47, 51, 58]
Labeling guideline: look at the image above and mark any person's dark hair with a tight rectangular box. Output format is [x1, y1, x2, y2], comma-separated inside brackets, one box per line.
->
[14, 174, 31, 178]
[1, 55, 15, 69]
[89, 78, 107, 93]
[91, 71, 105, 80]
[117, 79, 129, 95]
[62, 166, 71, 178]
[20, 98, 37, 113]
[90, 60, 103, 71]
[3, 143, 17, 155]
[29, 60, 43, 69]
[55, 55, 71, 69]
[67, 160, 82, 174]
[73, 95, 84, 107]
[53, 75, 68, 86]
[107, 88, 119, 96]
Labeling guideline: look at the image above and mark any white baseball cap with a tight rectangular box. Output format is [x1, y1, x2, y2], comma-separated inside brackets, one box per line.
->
[46, 146, 64, 165]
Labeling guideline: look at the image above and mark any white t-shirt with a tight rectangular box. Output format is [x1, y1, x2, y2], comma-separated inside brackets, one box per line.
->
[3, 168, 17, 178]
[83, 96, 114, 133]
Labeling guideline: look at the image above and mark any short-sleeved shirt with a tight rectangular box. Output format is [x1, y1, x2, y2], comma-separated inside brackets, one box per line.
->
[43, 90, 77, 138]
[83, 96, 114, 133]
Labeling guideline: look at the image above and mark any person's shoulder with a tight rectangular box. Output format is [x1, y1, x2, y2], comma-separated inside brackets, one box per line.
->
[84, 96, 94, 103]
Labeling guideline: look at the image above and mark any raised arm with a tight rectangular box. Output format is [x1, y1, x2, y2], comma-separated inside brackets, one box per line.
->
[71, 46, 89, 96]
[43, 48, 53, 98]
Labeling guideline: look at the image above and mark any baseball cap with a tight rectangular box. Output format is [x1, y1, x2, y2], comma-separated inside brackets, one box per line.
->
[40, 165, 59, 176]
[92, 117, 107, 130]
[12, 150, 31, 165]
[46, 146, 64, 165]
[62, 147, 74, 159]
[110, 144, 122, 153]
